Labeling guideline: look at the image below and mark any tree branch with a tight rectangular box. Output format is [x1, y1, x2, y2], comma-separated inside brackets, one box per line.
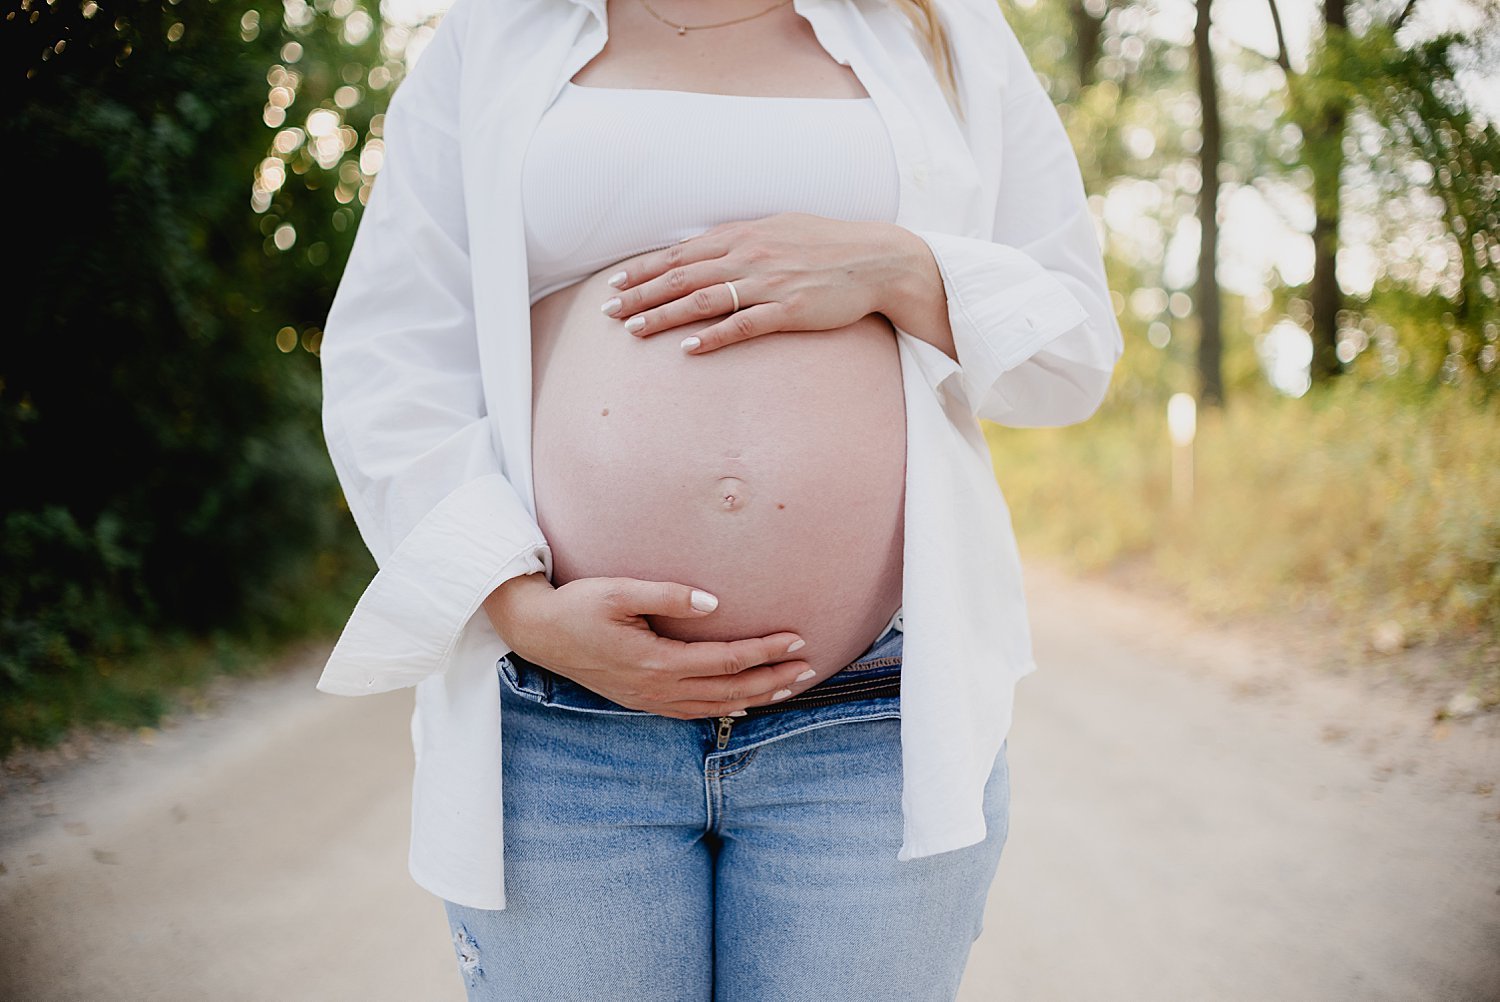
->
[1264, 0, 1293, 75]
[1392, 0, 1419, 32]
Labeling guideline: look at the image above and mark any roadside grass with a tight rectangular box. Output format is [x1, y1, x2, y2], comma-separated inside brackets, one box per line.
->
[0, 551, 374, 757]
[987, 377, 1500, 707]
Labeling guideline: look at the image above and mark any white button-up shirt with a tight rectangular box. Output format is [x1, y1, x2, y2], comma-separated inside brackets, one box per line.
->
[316, 0, 1122, 910]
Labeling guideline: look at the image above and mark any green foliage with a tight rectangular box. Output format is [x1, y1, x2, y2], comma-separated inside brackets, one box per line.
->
[998, 0, 1499, 400]
[249, 0, 394, 335]
[1298, 16, 1500, 393]
[1, 0, 381, 753]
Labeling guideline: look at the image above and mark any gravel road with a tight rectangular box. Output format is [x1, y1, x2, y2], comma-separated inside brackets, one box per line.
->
[2, 559, 1496, 1001]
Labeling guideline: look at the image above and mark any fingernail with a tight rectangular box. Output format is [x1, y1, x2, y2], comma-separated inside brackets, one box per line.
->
[795, 669, 816, 682]
[680, 336, 701, 351]
[624, 315, 646, 334]
[600, 296, 621, 316]
[786, 639, 805, 653]
[678, 235, 693, 243]
[690, 589, 718, 612]
[729, 709, 747, 717]
[771, 688, 792, 701]
[607, 270, 628, 288]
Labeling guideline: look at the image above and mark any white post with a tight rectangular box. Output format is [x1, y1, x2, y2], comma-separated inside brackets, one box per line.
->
[1167, 392, 1197, 516]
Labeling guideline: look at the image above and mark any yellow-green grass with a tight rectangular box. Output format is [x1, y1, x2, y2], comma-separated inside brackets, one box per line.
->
[986, 378, 1499, 706]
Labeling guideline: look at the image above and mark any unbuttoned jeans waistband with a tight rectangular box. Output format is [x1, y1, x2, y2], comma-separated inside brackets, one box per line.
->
[499, 623, 903, 718]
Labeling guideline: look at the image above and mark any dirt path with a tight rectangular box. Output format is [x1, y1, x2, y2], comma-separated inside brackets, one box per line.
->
[2, 559, 1496, 1001]
[959, 561, 1500, 1002]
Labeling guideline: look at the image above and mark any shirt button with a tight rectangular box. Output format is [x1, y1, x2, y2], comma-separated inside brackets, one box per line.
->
[912, 163, 930, 186]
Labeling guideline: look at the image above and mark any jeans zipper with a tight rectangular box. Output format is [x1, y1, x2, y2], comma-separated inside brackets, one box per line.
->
[713, 674, 901, 750]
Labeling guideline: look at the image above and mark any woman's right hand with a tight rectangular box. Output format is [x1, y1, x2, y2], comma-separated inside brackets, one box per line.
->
[482, 572, 814, 720]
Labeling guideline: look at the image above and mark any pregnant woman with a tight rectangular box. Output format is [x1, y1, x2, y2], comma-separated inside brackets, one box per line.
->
[315, 0, 1123, 997]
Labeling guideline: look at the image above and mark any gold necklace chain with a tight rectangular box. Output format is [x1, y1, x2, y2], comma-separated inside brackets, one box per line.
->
[636, 0, 795, 35]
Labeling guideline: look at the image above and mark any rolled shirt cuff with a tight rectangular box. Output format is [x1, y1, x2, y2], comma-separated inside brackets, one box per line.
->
[316, 473, 552, 696]
[906, 227, 1092, 413]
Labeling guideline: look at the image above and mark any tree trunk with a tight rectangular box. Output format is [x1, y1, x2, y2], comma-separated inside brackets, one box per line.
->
[1195, 0, 1224, 406]
[1309, 0, 1348, 381]
[1070, 0, 1105, 91]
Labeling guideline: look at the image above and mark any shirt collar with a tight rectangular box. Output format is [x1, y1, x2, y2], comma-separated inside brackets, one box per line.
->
[567, 0, 604, 22]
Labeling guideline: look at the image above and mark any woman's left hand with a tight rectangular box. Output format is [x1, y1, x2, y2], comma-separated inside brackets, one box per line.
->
[598, 212, 909, 353]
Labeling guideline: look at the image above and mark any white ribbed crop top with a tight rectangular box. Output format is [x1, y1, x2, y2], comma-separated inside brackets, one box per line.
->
[522, 81, 901, 305]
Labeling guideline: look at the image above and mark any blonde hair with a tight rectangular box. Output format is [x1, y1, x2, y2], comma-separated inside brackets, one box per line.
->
[888, 0, 965, 124]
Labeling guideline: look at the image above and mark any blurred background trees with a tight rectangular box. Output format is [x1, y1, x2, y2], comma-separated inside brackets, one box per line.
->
[993, 0, 1498, 701]
[1, 0, 420, 749]
[3, 0, 1496, 752]
[1006, 0, 1498, 403]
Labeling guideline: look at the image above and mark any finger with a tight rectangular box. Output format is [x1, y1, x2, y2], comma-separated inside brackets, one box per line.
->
[651, 702, 744, 721]
[673, 657, 817, 704]
[660, 671, 814, 720]
[681, 302, 785, 354]
[618, 266, 730, 338]
[675, 220, 744, 250]
[666, 632, 807, 679]
[602, 578, 722, 618]
[609, 246, 726, 321]
[657, 689, 793, 720]
[612, 224, 742, 289]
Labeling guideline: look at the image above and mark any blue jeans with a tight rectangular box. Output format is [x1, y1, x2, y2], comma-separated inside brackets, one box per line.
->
[442, 626, 1011, 1001]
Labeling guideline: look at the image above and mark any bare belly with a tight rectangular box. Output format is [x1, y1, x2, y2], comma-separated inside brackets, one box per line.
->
[530, 250, 906, 678]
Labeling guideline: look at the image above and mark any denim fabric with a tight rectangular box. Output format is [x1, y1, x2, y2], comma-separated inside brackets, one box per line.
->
[442, 626, 1011, 1001]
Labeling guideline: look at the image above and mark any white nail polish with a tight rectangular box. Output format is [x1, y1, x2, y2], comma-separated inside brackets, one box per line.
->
[680, 336, 701, 351]
[600, 297, 621, 316]
[625, 315, 645, 333]
[771, 689, 793, 701]
[729, 710, 747, 717]
[786, 639, 805, 653]
[795, 669, 816, 682]
[607, 270, 628, 288]
[690, 589, 719, 612]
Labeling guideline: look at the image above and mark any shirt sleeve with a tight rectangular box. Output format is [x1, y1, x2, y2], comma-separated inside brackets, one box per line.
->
[316, 0, 552, 696]
[904, 7, 1124, 429]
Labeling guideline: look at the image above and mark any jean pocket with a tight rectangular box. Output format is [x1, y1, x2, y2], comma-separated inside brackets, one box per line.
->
[498, 654, 654, 716]
[497, 655, 551, 704]
[835, 626, 903, 677]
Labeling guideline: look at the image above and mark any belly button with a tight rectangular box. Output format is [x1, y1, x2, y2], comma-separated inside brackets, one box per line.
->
[715, 476, 749, 512]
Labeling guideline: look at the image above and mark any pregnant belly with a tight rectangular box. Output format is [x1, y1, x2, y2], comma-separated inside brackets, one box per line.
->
[530, 252, 907, 679]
